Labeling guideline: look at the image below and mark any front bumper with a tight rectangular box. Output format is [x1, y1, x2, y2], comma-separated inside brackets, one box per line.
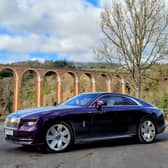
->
[4, 127, 43, 145]
[157, 113, 166, 134]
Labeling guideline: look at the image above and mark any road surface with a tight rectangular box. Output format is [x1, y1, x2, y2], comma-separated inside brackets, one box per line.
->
[0, 123, 168, 168]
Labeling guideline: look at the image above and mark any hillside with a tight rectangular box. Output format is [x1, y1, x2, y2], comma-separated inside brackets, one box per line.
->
[0, 61, 168, 118]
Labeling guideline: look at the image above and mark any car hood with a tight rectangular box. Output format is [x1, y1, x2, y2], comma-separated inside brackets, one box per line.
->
[7, 105, 80, 118]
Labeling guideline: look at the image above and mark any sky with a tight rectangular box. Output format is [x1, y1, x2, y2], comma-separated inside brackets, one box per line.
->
[0, 0, 104, 64]
[0, 0, 167, 64]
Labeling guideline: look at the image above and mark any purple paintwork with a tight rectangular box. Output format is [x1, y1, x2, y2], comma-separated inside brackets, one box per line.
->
[4, 92, 166, 147]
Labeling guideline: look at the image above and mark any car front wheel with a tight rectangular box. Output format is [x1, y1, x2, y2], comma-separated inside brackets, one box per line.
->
[44, 122, 73, 152]
[138, 118, 156, 143]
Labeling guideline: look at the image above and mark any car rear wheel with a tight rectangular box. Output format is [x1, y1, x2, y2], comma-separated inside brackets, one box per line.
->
[138, 118, 156, 143]
[44, 122, 73, 152]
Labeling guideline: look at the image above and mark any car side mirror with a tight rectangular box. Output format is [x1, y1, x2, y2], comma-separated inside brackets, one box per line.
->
[96, 100, 107, 110]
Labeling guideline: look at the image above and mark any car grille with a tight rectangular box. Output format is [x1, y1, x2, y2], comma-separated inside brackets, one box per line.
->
[4, 117, 20, 129]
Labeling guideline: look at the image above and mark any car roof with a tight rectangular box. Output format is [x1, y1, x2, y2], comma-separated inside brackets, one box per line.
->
[80, 92, 129, 97]
[80, 92, 153, 107]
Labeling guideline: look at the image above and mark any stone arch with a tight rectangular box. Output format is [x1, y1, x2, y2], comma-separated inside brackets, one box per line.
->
[20, 69, 39, 109]
[103, 73, 112, 92]
[43, 70, 59, 106]
[0, 67, 21, 111]
[0, 67, 18, 80]
[21, 68, 41, 81]
[61, 71, 78, 101]
[111, 74, 125, 94]
[96, 73, 111, 92]
[123, 75, 132, 95]
[79, 73, 92, 93]
[0, 68, 15, 115]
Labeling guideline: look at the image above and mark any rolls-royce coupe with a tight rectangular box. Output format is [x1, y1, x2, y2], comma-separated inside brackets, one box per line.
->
[4, 92, 166, 152]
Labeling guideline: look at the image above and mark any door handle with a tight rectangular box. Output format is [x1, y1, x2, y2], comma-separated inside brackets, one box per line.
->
[98, 110, 105, 114]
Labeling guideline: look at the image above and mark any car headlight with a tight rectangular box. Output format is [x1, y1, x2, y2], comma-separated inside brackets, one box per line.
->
[22, 118, 38, 127]
[27, 121, 37, 126]
[4, 117, 20, 129]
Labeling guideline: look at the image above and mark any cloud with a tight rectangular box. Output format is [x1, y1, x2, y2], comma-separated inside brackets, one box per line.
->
[0, 0, 166, 63]
[0, 33, 97, 57]
[30, 57, 45, 63]
[0, 0, 102, 63]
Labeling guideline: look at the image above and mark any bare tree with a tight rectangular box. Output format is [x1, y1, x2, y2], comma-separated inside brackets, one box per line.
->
[96, 0, 168, 98]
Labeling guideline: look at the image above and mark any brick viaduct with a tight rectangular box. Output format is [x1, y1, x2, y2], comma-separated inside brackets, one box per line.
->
[0, 64, 129, 112]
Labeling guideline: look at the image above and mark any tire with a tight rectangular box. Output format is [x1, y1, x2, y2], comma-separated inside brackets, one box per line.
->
[43, 122, 73, 152]
[138, 118, 156, 143]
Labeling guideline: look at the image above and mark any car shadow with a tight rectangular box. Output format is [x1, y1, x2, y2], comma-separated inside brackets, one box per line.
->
[72, 131, 168, 152]
[4, 130, 166, 154]
[6, 138, 136, 154]
[13, 135, 167, 154]
[72, 137, 139, 151]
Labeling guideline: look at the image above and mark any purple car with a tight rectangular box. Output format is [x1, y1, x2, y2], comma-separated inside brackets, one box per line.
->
[4, 92, 166, 152]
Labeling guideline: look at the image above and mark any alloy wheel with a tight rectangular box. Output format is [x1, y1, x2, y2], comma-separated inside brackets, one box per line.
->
[139, 119, 156, 143]
[46, 123, 71, 152]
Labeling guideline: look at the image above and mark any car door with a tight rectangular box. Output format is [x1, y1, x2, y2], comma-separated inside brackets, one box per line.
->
[90, 95, 138, 138]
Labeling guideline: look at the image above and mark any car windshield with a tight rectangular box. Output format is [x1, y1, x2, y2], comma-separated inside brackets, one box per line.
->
[62, 93, 99, 106]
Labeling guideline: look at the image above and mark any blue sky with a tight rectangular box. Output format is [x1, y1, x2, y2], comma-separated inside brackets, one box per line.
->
[87, 0, 100, 7]
[0, 0, 103, 64]
[0, 0, 167, 64]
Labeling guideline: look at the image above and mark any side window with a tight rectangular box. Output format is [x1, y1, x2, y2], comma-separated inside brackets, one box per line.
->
[122, 97, 137, 105]
[97, 95, 137, 106]
[98, 95, 115, 106]
[110, 96, 124, 105]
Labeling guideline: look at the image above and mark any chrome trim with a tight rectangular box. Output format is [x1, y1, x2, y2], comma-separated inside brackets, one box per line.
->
[4, 127, 17, 131]
[15, 138, 33, 141]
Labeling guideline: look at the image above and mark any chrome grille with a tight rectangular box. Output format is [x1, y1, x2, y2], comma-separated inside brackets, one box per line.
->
[4, 117, 20, 129]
